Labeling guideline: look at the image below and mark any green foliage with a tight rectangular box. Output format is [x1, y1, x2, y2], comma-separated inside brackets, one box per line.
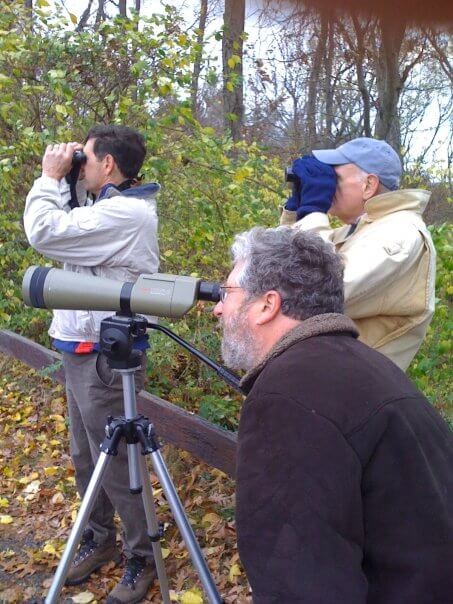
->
[0, 1, 284, 430]
[0, 2, 450, 431]
[408, 223, 453, 425]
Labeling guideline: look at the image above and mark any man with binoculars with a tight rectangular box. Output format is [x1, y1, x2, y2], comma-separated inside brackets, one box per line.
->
[280, 137, 436, 371]
[23, 125, 159, 602]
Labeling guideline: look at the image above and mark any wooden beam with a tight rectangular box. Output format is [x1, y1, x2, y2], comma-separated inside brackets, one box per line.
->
[0, 330, 237, 477]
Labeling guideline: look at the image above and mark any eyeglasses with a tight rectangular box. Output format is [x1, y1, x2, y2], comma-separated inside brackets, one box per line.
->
[219, 286, 243, 303]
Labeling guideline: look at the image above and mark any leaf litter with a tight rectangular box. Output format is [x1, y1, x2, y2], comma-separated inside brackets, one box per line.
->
[0, 354, 251, 603]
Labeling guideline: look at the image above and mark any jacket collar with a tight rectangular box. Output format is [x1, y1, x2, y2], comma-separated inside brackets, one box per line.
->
[97, 182, 160, 202]
[363, 188, 431, 222]
[240, 313, 359, 394]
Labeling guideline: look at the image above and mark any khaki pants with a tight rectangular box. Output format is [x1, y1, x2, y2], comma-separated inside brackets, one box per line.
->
[63, 351, 154, 560]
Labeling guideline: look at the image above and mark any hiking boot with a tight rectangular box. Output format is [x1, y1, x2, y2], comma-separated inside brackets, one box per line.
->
[106, 555, 157, 603]
[65, 528, 121, 586]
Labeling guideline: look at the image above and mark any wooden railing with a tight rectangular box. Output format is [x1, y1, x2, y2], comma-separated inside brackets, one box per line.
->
[0, 329, 237, 477]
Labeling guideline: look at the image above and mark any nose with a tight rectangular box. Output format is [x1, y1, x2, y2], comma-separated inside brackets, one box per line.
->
[213, 300, 223, 317]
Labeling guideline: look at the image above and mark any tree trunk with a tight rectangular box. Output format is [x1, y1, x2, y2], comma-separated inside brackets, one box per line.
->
[191, 0, 208, 119]
[24, 0, 33, 32]
[95, 0, 107, 28]
[374, 19, 405, 152]
[323, 18, 335, 144]
[118, 0, 127, 18]
[352, 16, 372, 137]
[305, 13, 328, 149]
[222, 0, 245, 142]
[77, 0, 94, 32]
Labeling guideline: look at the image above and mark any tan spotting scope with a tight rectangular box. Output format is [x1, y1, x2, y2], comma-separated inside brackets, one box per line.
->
[22, 266, 221, 319]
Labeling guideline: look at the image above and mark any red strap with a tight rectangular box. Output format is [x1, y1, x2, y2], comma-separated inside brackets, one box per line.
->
[75, 342, 96, 354]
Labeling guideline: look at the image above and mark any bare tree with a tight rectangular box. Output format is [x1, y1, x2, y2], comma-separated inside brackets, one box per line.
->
[222, 0, 245, 142]
[77, 0, 94, 32]
[191, 0, 209, 119]
[95, 0, 107, 28]
[118, 0, 127, 18]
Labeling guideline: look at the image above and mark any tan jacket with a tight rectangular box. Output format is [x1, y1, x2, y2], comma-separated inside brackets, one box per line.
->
[280, 189, 436, 370]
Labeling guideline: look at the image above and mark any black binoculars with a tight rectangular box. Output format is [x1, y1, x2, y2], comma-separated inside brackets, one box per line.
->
[285, 166, 298, 184]
[72, 150, 87, 166]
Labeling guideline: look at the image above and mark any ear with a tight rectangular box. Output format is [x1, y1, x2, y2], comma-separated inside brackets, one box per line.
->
[363, 174, 380, 200]
[255, 290, 282, 325]
[103, 153, 116, 177]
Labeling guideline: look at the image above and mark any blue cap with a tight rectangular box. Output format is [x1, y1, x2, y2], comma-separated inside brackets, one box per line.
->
[312, 138, 402, 191]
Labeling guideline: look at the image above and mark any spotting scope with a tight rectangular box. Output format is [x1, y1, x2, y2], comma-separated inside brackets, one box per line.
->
[22, 266, 221, 319]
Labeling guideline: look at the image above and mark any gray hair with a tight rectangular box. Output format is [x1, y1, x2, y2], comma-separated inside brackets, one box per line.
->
[231, 227, 344, 320]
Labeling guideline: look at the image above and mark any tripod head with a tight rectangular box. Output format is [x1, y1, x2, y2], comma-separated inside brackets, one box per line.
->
[100, 313, 148, 370]
[99, 313, 243, 392]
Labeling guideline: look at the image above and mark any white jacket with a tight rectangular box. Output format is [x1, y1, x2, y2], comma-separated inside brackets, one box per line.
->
[24, 175, 160, 342]
[280, 189, 436, 370]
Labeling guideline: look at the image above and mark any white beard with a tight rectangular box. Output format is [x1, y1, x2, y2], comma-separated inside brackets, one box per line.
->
[220, 304, 261, 372]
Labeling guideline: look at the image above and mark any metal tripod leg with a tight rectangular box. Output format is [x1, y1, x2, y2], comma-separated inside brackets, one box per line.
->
[138, 454, 171, 604]
[45, 451, 112, 603]
[119, 369, 222, 604]
[149, 448, 222, 604]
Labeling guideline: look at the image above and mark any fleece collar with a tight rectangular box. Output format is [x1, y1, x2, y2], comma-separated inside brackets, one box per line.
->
[240, 313, 359, 394]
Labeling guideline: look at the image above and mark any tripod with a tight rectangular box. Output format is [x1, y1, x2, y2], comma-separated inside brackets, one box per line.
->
[45, 313, 229, 604]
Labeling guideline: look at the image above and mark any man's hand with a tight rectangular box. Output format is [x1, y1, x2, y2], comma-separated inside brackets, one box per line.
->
[284, 155, 337, 219]
[42, 142, 82, 181]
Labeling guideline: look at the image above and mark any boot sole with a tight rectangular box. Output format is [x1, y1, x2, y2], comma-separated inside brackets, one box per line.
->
[65, 551, 122, 586]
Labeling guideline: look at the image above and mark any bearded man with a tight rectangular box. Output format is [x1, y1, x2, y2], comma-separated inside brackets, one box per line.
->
[214, 226, 453, 604]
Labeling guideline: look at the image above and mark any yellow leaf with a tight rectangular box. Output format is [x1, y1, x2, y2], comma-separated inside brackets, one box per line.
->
[12, 411, 21, 421]
[3, 468, 12, 477]
[19, 472, 39, 484]
[169, 591, 180, 602]
[229, 562, 242, 582]
[43, 543, 57, 555]
[181, 588, 203, 604]
[0, 497, 8, 508]
[44, 466, 60, 477]
[202, 512, 221, 526]
[161, 548, 170, 559]
[0, 515, 13, 524]
[69, 12, 78, 24]
[226, 81, 234, 92]
[71, 592, 95, 603]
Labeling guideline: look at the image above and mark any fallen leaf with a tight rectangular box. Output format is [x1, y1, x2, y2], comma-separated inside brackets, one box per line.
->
[181, 588, 203, 604]
[202, 512, 221, 526]
[71, 591, 95, 603]
[229, 562, 242, 583]
[0, 514, 13, 524]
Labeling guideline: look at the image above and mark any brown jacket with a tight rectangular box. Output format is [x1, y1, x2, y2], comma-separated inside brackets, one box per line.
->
[236, 314, 453, 603]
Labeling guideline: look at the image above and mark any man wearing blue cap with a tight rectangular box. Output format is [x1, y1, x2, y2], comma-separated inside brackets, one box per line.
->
[280, 137, 436, 371]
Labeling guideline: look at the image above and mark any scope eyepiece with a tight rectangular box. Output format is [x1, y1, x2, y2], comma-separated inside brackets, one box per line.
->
[198, 281, 220, 303]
